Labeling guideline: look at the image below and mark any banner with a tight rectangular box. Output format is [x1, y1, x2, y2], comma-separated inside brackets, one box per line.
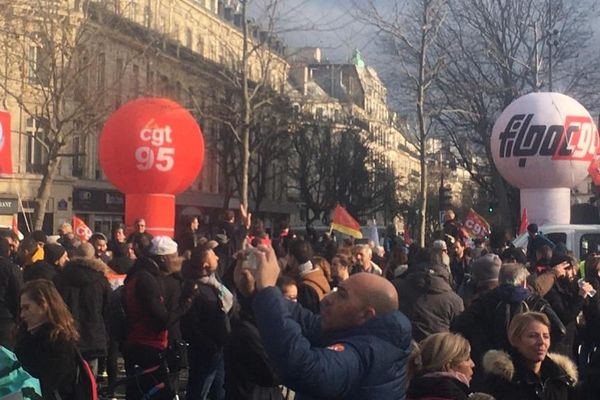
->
[518, 208, 529, 236]
[0, 111, 12, 174]
[463, 208, 491, 238]
[73, 216, 92, 242]
[331, 204, 362, 239]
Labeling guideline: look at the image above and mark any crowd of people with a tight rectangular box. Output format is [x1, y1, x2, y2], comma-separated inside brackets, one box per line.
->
[1, 207, 599, 400]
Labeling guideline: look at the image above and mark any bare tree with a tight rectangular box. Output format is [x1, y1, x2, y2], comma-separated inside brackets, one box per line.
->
[434, 0, 600, 229]
[0, 0, 147, 229]
[352, 0, 447, 246]
[290, 116, 401, 226]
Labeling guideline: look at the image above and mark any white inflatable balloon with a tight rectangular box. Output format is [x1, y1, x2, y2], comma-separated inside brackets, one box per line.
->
[491, 92, 598, 225]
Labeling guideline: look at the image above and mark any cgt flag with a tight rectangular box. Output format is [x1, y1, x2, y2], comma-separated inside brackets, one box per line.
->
[73, 216, 92, 242]
[331, 204, 363, 239]
[463, 208, 491, 238]
[0, 111, 12, 174]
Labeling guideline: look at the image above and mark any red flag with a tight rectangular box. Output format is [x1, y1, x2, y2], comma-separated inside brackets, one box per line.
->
[589, 157, 600, 185]
[331, 204, 362, 239]
[518, 208, 529, 236]
[11, 215, 22, 239]
[73, 216, 92, 242]
[403, 229, 412, 245]
[463, 208, 491, 238]
[0, 111, 12, 174]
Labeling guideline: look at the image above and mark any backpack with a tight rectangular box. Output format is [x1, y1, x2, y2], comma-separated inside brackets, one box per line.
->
[72, 350, 98, 400]
[0, 346, 42, 399]
[492, 294, 566, 349]
[107, 285, 128, 342]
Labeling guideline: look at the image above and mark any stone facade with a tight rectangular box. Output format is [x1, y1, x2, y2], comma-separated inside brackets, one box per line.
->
[0, 0, 291, 235]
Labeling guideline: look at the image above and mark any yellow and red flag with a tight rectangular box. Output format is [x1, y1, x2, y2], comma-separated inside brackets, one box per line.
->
[331, 204, 362, 239]
[463, 208, 491, 238]
[73, 216, 92, 242]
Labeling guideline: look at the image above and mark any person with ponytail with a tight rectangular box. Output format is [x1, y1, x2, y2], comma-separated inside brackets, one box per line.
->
[14, 279, 79, 400]
[407, 332, 492, 400]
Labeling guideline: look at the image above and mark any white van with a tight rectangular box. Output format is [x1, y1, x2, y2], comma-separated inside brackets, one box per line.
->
[512, 224, 600, 261]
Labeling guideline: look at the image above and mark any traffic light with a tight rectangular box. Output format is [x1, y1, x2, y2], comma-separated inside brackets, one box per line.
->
[488, 203, 494, 213]
[439, 186, 452, 210]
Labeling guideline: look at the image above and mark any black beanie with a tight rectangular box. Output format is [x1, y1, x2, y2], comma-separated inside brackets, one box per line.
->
[44, 243, 66, 265]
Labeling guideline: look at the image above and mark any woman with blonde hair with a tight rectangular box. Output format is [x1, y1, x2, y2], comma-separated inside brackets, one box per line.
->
[407, 332, 477, 399]
[14, 279, 80, 399]
[482, 312, 578, 400]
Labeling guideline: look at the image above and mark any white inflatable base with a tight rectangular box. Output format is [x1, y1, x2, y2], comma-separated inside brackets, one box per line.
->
[521, 187, 571, 225]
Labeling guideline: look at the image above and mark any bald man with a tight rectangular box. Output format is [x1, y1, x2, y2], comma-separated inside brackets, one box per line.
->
[251, 246, 412, 400]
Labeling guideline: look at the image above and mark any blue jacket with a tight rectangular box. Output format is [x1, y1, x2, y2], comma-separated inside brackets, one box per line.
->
[252, 287, 412, 400]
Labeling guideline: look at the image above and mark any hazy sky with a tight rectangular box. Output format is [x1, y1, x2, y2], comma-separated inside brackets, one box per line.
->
[250, 0, 380, 64]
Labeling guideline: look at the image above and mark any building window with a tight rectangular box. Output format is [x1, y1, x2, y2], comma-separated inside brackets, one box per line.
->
[26, 117, 49, 174]
[28, 45, 50, 86]
[185, 28, 193, 48]
[72, 135, 86, 178]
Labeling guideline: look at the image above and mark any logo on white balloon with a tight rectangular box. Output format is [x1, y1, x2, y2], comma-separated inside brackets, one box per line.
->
[498, 114, 597, 167]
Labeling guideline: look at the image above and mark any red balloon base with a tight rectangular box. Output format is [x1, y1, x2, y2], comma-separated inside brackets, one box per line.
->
[125, 193, 175, 237]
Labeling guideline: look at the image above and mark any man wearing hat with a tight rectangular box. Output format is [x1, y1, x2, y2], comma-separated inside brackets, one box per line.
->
[457, 253, 502, 308]
[22, 243, 68, 282]
[122, 236, 193, 399]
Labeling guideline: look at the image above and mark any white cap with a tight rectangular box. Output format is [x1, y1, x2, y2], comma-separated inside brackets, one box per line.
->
[149, 236, 178, 256]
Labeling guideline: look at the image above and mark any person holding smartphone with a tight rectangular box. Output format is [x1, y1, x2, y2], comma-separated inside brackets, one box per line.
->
[544, 254, 595, 358]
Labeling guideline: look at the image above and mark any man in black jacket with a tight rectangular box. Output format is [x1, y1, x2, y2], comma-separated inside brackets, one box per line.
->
[122, 236, 192, 400]
[0, 238, 22, 349]
[452, 262, 566, 390]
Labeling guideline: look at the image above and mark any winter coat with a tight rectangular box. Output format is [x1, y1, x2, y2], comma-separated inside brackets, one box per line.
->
[451, 284, 566, 390]
[394, 267, 464, 341]
[252, 287, 412, 400]
[582, 274, 600, 346]
[297, 268, 331, 314]
[482, 349, 578, 400]
[544, 279, 585, 357]
[14, 323, 78, 400]
[53, 257, 111, 359]
[0, 255, 22, 323]
[23, 259, 57, 282]
[123, 257, 191, 351]
[224, 297, 284, 400]
[407, 374, 470, 400]
[180, 266, 230, 357]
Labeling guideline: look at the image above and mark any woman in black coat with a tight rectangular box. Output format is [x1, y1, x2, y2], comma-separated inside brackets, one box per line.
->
[482, 312, 578, 400]
[53, 243, 111, 375]
[14, 279, 79, 400]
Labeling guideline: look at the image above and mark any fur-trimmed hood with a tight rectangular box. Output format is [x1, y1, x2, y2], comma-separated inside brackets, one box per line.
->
[56, 257, 109, 287]
[482, 349, 578, 385]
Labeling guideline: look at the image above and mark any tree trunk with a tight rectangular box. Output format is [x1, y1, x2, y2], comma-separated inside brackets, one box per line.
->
[240, 1, 251, 210]
[417, 3, 429, 248]
[33, 156, 61, 231]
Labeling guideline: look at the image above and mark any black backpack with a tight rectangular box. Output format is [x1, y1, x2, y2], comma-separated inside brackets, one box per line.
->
[107, 285, 128, 342]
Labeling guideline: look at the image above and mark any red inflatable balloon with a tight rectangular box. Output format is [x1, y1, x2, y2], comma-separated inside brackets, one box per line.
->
[99, 98, 204, 195]
[99, 98, 204, 237]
